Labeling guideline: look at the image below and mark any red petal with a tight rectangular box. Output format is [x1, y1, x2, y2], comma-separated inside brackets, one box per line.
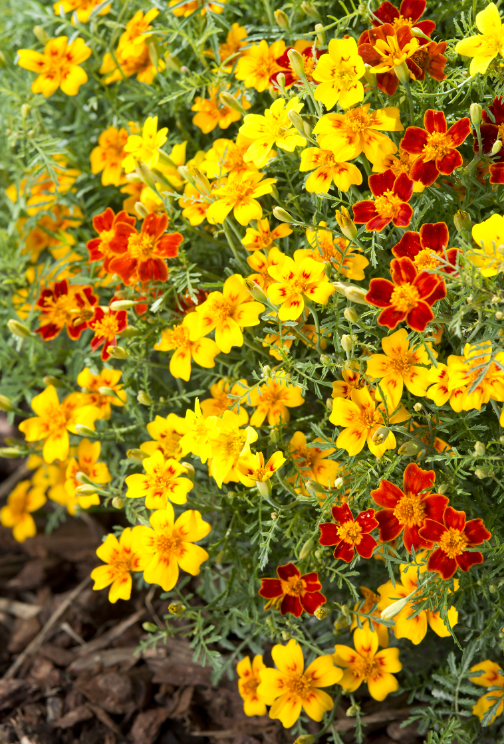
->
[143, 213, 168, 240]
[400, 0, 426, 22]
[488, 95, 504, 124]
[437, 149, 463, 175]
[378, 306, 407, 329]
[333, 541, 355, 563]
[391, 256, 417, 286]
[419, 222, 449, 252]
[375, 509, 403, 542]
[393, 173, 414, 202]
[489, 162, 504, 184]
[424, 495, 449, 523]
[356, 533, 377, 559]
[366, 278, 394, 307]
[404, 524, 432, 553]
[392, 231, 422, 259]
[403, 462, 435, 495]
[463, 519, 491, 545]
[367, 213, 392, 232]
[401, 126, 429, 154]
[301, 591, 326, 614]
[281, 595, 303, 617]
[418, 517, 446, 542]
[410, 158, 439, 186]
[424, 109, 447, 134]
[319, 523, 340, 546]
[406, 301, 434, 332]
[372, 0, 400, 24]
[36, 324, 60, 340]
[302, 572, 322, 592]
[93, 207, 114, 233]
[392, 203, 413, 228]
[443, 506, 466, 532]
[447, 117, 471, 147]
[259, 578, 282, 598]
[414, 271, 439, 299]
[456, 551, 484, 573]
[427, 547, 457, 580]
[358, 42, 382, 66]
[156, 233, 184, 258]
[277, 563, 300, 581]
[376, 70, 398, 96]
[356, 508, 378, 534]
[353, 201, 377, 224]
[425, 280, 447, 305]
[371, 480, 403, 508]
[368, 169, 396, 197]
[416, 19, 436, 34]
[332, 502, 353, 524]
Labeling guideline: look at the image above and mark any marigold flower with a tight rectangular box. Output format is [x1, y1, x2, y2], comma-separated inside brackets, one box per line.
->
[140, 413, 189, 460]
[409, 39, 448, 83]
[76, 368, 127, 420]
[289, 431, 341, 490]
[418, 506, 491, 580]
[54, 0, 111, 22]
[371, 462, 448, 552]
[100, 45, 165, 86]
[35, 278, 97, 341]
[257, 639, 342, 728]
[200, 378, 249, 425]
[122, 116, 168, 174]
[242, 218, 292, 252]
[455, 2, 504, 75]
[401, 110, 470, 187]
[169, 0, 225, 17]
[353, 169, 413, 232]
[87, 208, 137, 272]
[20, 204, 83, 263]
[64, 439, 111, 513]
[377, 557, 458, 645]
[358, 25, 420, 95]
[240, 96, 306, 168]
[366, 256, 446, 333]
[331, 366, 364, 399]
[372, 146, 424, 193]
[267, 255, 335, 321]
[259, 563, 326, 617]
[194, 274, 265, 353]
[88, 301, 128, 362]
[90, 126, 130, 186]
[208, 411, 258, 488]
[19, 385, 100, 463]
[180, 399, 219, 464]
[301, 223, 368, 280]
[247, 247, 286, 293]
[312, 38, 365, 110]
[467, 213, 504, 276]
[237, 450, 286, 486]
[366, 328, 435, 410]
[299, 147, 363, 193]
[237, 655, 273, 716]
[313, 104, 403, 163]
[206, 171, 277, 227]
[28, 454, 68, 504]
[126, 450, 193, 509]
[155, 313, 220, 381]
[178, 183, 212, 226]
[17, 36, 90, 97]
[319, 503, 378, 562]
[248, 374, 305, 426]
[215, 23, 248, 69]
[0, 480, 46, 543]
[470, 660, 504, 724]
[91, 528, 147, 603]
[334, 626, 401, 701]
[270, 41, 324, 88]
[371, 0, 436, 35]
[351, 587, 389, 648]
[192, 87, 250, 134]
[201, 135, 257, 179]
[392, 221, 459, 275]
[235, 39, 286, 92]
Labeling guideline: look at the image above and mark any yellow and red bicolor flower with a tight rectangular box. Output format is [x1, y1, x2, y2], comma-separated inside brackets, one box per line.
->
[247, 247, 286, 292]
[319, 503, 378, 563]
[242, 218, 291, 252]
[289, 431, 342, 490]
[206, 171, 277, 227]
[0, 480, 47, 543]
[90, 528, 147, 603]
[35, 278, 97, 341]
[392, 221, 459, 275]
[140, 413, 189, 460]
[237, 450, 286, 486]
[126, 450, 193, 509]
[267, 255, 335, 321]
[87, 207, 136, 273]
[192, 86, 250, 134]
[248, 373, 305, 427]
[331, 366, 364, 400]
[371, 0, 436, 35]
[419, 506, 491, 580]
[259, 562, 326, 617]
[88, 300, 128, 361]
[366, 256, 446, 332]
[358, 24, 420, 96]
[301, 223, 368, 280]
[155, 313, 220, 382]
[237, 655, 274, 717]
[401, 110, 471, 187]
[370, 462, 449, 553]
[17, 36, 90, 97]
[334, 627, 401, 701]
[108, 213, 183, 285]
[76, 368, 127, 420]
[353, 169, 413, 232]
[257, 639, 342, 728]
[200, 378, 249, 425]
[470, 660, 504, 724]
[299, 146, 363, 193]
[270, 42, 324, 89]
[313, 38, 365, 110]
[372, 145, 424, 193]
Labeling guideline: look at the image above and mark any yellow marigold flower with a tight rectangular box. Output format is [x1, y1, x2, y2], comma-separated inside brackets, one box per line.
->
[17, 36, 91, 98]
[332, 365, 365, 400]
[194, 274, 265, 352]
[235, 39, 286, 92]
[216, 23, 248, 69]
[456, 3, 504, 75]
[257, 639, 342, 728]
[155, 313, 220, 382]
[206, 171, 277, 227]
[28, 454, 68, 504]
[100, 44, 165, 86]
[90, 125, 130, 187]
[0, 480, 46, 543]
[301, 222, 368, 280]
[77, 367, 127, 420]
[65, 439, 111, 514]
[132, 505, 211, 590]
[200, 378, 249, 425]
[366, 328, 436, 411]
[267, 255, 335, 321]
[240, 96, 306, 168]
[299, 147, 362, 193]
[313, 104, 403, 163]
[201, 135, 258, 179]
[54, 0, 111, 23]
[126, 450, 193, 509]
[122, 116, 168, 174]
[192, 87, 250, 134]
[470, 660, 504, 723]
[6, 157, 80, 213]
[467, 213, 504, 276]
[313, 38, 365, 110]
[19, 385, 100, 464]
[237, 451, 286, 486]
[208, 411, 258, 487]
[334, 626, 401, 701]
[140, 413, 189, 460]
[90, 527, 148, 603]
[178, 183, 212, 226]
[378, 556, 458, 645]
[237, 655, 274, 716]
[247, 247, 286, 291]
[180, 399, 219, 464]
[289, 431, 341, 490]
[117, 9, 159, 57]
[242, 218, 291, 252]
[169, 0, 225, 17]
[248, 374, 305, 426]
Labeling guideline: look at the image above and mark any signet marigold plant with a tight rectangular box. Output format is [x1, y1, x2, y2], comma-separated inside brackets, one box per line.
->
[2, 0, 504, 737]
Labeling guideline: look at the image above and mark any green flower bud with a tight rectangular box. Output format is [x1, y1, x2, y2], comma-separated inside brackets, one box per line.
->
[299, 537, 315, 560]
[475, 467, 491, 479]
[453, 210, 471, 233]
[8, 319, 31, 338]
[274, 9, 289, 28]
[398, 441, 421, 456]
[474, 441, 486, 456]
[470, 103, 482, 127]
[168, 602, 186, 615]
[142, 622, 159, 632]
[372, 426, 391, 445]
[74, 424, 96, 437]
[112, 497, 124, 509]
[272, 206, 295, 223]
[137, 390, 153, 406]
[127, 449, 146, 461]
[343, 307, 358, 323]
[346, 704, 361, 717]
[107, 346, 130, 359]
[134, 202, 149, 219]
[110, 300, 137, 311]
[0, 447, 23, 458]
[219, 91, 247, 116]
[33, 26, 49, 43]
[0, 395, 15, 412]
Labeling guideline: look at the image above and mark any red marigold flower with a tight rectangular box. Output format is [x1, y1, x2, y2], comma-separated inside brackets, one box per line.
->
[88, 298, 128, 361]
[353, 170, 413, 232]
[319, 503, 378, 563]
[370, 462, 449, 553]
[258, 562, 326, 617]
[36, 279, 98, 341]
[392, 222, 460, 275]
[366, 256, 446, 332]
[473, 96, 504, 184]
[270, 45, 324, 89]
[86, 207, 136, 273]
[108, 213, 183, 285]
[401, 110, 471, 187]
[371, 0, 436, 36]
[418, 506, 491, 580]
[358, 25, 422, 97]
[410, 40, 447, 83]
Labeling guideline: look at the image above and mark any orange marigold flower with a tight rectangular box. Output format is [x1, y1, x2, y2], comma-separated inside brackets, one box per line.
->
[353, 170, 413, 232]
[36, 279, 97, 341]
[192, 87, 250, 134]
[371, 0, 436, 35]
[358, 25, 420, 96]
[259, 563, 326, 617]
[90, 126, 130, 186]
[87, 207, 136, 272]
[88, 300, 128, 361]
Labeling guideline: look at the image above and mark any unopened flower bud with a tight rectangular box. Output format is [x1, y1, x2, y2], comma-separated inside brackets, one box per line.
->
[107, 346, 130, 359]
[326, 398, 333, 410]
[244, 277, 268, 302]
[394, 61, 410, 85]
[453, 210, 471, 233]
[299, 537, 315, 559]
[340, 604, 350, 618]
[320, 354, 331, 364]
[334, 477, 344, 489]
[219, 91, 246, 116]
[148, 42, 158, 69]
[398, 440, 421, 456]
[492, 139, 503, 155]
[20, 103, 30, 119]
[314, 607, 329, 620]
[110, 299, 136, 311]
[346, 704, 361, 717]
[271, 512, 278, 519]
[75, 471, 94, 485]
[33, 26, 49, 43]
[97, 387, 116, 397]
[272, 206, 295, 223]
[340, 334, 353, 353]
[287, 49, 306, 79]
[137, 390, 153, 406]
[0, 395, 15, 412]
[192, 168, 211, 195]
[127, 449, 146, 461]
[413, 402, 423, 412]
[344, 307, 358, 323]
[257, 480, 273, 499]
[178, 165, 195, 185]
[474, 441, 486, 456]
[270, 429, 279, 443]
[496, 311, 503, 320]
[288, 109, 307, 138]
[164, 52, 181, 71]
[0, 447, 23, 458]
[372, 426, 391, 445]
[0, 51, 5, 68]
[470, 103, 482, 127]
[301, 1, 320, 18]
[136, 162, 157, 191]
[8, 319, 31, 338]
[43, 375, 63, 387]
[181, 461, 195, 480]
[281, 630, 291, 640]
[381, 595, 411, 620]
[76, 484, 99, 496]
[363, 63, 377, 88]
[168, 602, 186, 615]
[335, 207, 357, 241]
[306, 479, 327, 494]
[74, 424, 96, 437]
[315, 23, 326, 45]
[215, 550, 225, 564]
[438, 483, 448, 494]
[475, 467, 491, 479]
[333, 282, 369, 305]
[142, 622, 159, 632]
[274, 8, 289, 28]
[134, 202, 149, 219]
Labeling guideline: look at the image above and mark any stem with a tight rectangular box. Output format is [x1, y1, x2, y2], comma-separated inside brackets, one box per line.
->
[262, 0, 274, 25]
[403, 78, 415, 125]
[308, 303, 323, 355]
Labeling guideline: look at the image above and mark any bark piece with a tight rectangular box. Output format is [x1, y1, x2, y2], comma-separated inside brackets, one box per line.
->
[130, 708, 172, 744]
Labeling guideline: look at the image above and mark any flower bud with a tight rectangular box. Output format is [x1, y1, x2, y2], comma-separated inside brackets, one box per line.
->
[8, 319, 31, 338]
[287, 49, 306, 80]
[257, 480, 273, 499]
[394, 61, 410, 85]
[299, 537, 315, 559]
[134, 202, 149, 219]
[107, 346, 130, 359]
[381, 595, 411, 620]
[398, 440, 421, 456]
[215, 550, 225, 564]
[475, 467, 491, 479]
[315, 23, 326, 46]
[335, 206, 357, 241]
[453, 210, 471, 233]
[75, 471, 94, 485]
[306, 479, 327, 494]
[470, 103, 482, 127]
[148, 42, 158, 69]
[74, 424, 96, 437]
[340, 334, 353, 353]
[303, 120, 312, 138]
[112, 497, 124, 509]
[301, 1, 320, 18]
[192, 168, 211, 195]
[219, 91, 246, 116]
[227, 490, 235, 499]
[271, 512, 278, 519]
[320, 354, 331, 364]
[343, 307, 358, 323]
[142, 621, 159, 632]
[372, 426, 391, 445]
[274, 8, 289, 28]
[281, 630, 291, 640]
[287, 109, 307, 138]
[244, 277, 268, 302]
[33, 26, 49, 43]
[274, 72, 286, 92]
[168, 602, 187, 615]
[43, 375, 63, 387]
[127, 449, 146, 461]
[346, 704, 361, 717]
[496, 311, 504, 320]
[363, 63, 377, 88]
[75, 484, 99, 496]
[181, 461, 195, 480]
[314, 607, 329, 620]
[270, 429, 279, 443]
[0, 395, 15, 412]
[474, 441, 486, 457]
[178, 165, 195, 185]
[0, 51, 5, 68]
[438, 483, 448, 494]
[110, 299, 136, 311]
[0, 447, 23, 458]
[272, 206, 295, 223]
[492, 139, 503, 155]
[333, 283, 369, 305]
[326, 398, 333, 410]
[341, 604, 350, 618]
[413, 402, 423, 412]
[137, 390, 153, 406]
[136, 162, 157, 191]
[334, 477, 344, 489]
[293, 737, 315, 744]
[20, 103, 31, 119]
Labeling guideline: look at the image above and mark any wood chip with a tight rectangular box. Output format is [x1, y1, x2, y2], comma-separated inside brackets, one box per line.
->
[52, 704, 94, 728]
[0, 598, 41, 619]
[130, 708, 172, 744]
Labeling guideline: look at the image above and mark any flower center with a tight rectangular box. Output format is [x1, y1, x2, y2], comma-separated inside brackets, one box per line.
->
[162, 325, 191, 350]
[285, 673, 312, 699]
[99, 228, 116, 251]
[155, 430, 183, 458]
[439, 527, 468, 558]
[128, 232, 156, 258]
[214, 430, 246, 459]
[374, 190, 404, 220]
[293, 445, 317, 470]
[345, 109, 372, 134]
[211, 297, 234, 321]
[148, 463, 177, 493]
[110, 552, 135, 574]
[336, 520, 363, 545]
[330, 63, 358, 88]
[155, 530, 184, 557]
[422, 131, 452, 162]
[393, 492, 426, 527]
[45, 404, 69, 434]
[390, 283, 420, 313]
[358, 403, 381, 429]
[280, 575, 306, 596]
[222, 180, 255, 202]
[414, 248, 441, 271]
[354, 654, 381, 680]
[92, 314, 120, 341]
[9, 495, 30, 521]
[480, 31, 504, 57]
[242, 676, 260, 696]
[411, 47, 430, 71]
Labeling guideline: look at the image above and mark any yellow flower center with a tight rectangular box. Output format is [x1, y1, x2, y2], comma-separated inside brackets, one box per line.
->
[280, 575, 306, 597]
[390, 283, 420, 313]
[374, 190, 404, 220]
[110, 551, 136, 575]
[422, 131, 452, 162]
[479, 31, 504, 57]
[242, 676, 260, 696]
[374, 35, 417, 68]
[251, 56, 278, 83]
[353, 654, 381, 681]
[155, 429, 184, 458]
[128, 232, 156, 258]
[44, 403, 70, 435]
[414, 248, 441, 271]
[91, 314, 120, 341]
[411, 47, 431, 72]
[345, 108, 372, 134]
[439, 528, 468, 558]
[155, 529, 184, 557]
[393, 492, 426, 527]
[221, 179, 256, 203]
[388, 351, 414, 376]
[285, 673, 313, 700]
[258, 382, 287, 408]
[42, 292, 82, 327]
[211, 297, 235, 321]
[215, 430, 246, 459]
[301, 55, 317, 80]
[357, 403, 382, 430]
[293, 445, 317, 470]
[162, 325, 191, 350]
[99, 228, 116, 250]
[330, 63, 359, 88]
[148, 463, 176, 492]
[336, 520, 363, 545]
